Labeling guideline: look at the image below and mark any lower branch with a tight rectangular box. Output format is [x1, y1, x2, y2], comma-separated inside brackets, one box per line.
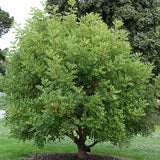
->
[87, 140, 99, 148]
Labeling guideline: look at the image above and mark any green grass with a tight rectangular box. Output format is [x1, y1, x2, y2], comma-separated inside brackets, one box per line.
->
[0, 119, 160, 160]
[93, 136, 160, 160]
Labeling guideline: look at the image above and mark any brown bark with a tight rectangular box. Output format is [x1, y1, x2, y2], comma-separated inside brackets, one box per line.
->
[78, 145, 88, 160]
[76, 139, 98, 160]
[74, 136, 89, 160]
[73, 127, 98, 160]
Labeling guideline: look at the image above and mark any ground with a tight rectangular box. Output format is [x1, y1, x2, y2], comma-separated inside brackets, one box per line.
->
[21, 152, 132, 160]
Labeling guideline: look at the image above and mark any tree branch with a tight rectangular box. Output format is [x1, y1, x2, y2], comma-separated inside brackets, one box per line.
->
[87, 140, 99, 148]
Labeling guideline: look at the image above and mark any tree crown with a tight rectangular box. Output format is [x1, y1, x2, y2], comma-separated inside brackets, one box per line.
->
[2, 6, 156, 154]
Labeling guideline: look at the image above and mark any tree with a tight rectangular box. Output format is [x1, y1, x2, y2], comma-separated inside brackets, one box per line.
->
[3, 6, 156, 160]
[0, 8, 13, 75]
[47, 0, 160, 75]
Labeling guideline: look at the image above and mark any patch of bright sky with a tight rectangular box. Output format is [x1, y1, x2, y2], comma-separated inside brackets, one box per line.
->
[0, 0, 45, 49]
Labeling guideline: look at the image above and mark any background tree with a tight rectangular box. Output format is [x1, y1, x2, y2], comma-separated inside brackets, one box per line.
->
[47, 0, 160, 75]
[0, 8, 13, 75]
[3, 6, 156, 160]
[0, 48, 8, 75]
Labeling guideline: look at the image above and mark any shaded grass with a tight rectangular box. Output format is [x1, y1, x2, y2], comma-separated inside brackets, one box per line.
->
[0, 119, 160, 160]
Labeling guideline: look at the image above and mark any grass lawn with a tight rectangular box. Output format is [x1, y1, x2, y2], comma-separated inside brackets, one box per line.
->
[0, 119, 160, 160]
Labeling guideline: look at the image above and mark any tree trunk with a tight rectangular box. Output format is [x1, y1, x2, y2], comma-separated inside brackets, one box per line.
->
[78, 145, 88, 160]
[73, 127, 91, 160]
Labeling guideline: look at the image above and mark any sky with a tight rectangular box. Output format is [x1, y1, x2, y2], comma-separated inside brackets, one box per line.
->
[0, 0, 45, 50]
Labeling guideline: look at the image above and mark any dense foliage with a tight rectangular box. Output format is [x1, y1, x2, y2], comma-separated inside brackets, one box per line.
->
[3, 6, 156, 160]
[47, 0, 160, 75]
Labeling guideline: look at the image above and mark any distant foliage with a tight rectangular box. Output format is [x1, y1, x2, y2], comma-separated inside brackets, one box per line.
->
[0, 8, 13, 75]
[0, 49, 8, 75]
[2, 5, 157, 160]
[0, 8, 13, 37]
